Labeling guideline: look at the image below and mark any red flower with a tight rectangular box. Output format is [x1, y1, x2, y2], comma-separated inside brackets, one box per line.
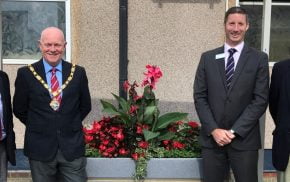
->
[138, 141, 149, 149]
[106, 147, 116, 154]
[136, 124, 149, 134]
[114, 140, 120, 147]
[83, 127, 95, 135]
[188, 121, 199, 128]
[93, 122, 102, 132]
[84, 135, 94, 143]
[172, 141, 185, 149]
[119, 148, 129, 155]
[129, 105, 138, 114]
[99, 131, 106, 138]
[162, 140, 170, 146]
[176, 121, 184, 125]
[141, 65, 163, 89]
[133, 95, 142, 101]
[102, 139, 110, 146]
[109, 126, 120, 132]
[115, 131, 124, 141]
[132, 153, 138, 160]
[99, 144, 107, 151]
[123, 80, 130, 92]
[136, 125, 143, 134]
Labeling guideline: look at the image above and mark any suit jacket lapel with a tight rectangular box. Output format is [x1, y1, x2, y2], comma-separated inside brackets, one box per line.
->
[33, 59, 47, 84]
[215, 46, 228, 91]
[227, 44, 250, 93]
[32, 59, 52, 100]
[61, 61, 72, 100]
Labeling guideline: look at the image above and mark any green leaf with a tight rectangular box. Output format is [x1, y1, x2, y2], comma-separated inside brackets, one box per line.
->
[143, 86, 155, 100]
[157, 132, 176, 141]
[143, 129, 160, 141]
[143, 106, 157, 124]
[117, 111, 129, 124]
[155, 112, 188, 130]
[100, 100, 120, 115]
[112, 93, 130, 113]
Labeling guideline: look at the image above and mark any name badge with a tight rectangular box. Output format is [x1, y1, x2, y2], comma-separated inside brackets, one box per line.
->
[215, 53, 225, 60]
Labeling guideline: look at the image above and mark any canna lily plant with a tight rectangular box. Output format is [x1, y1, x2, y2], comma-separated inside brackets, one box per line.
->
[102, 65, 188, 144]
[84, 65, 201, 181]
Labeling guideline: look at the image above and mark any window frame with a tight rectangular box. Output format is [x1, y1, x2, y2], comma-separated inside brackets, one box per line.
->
[239, 0, 290, 66]
[0, 0, 71, 64]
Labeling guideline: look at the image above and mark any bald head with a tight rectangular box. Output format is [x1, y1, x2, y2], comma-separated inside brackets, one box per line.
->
[40, 27, 65, 43]
[39, 27, 67, 66]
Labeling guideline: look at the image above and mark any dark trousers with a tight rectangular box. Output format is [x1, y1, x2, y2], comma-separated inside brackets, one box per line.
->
[0, 142, 7, 182]
[202, 146, 258, 182]
[29, 150, 87, 182]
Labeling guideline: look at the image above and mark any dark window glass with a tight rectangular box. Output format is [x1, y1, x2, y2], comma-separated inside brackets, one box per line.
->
[1, 2, 65, 59]
[270, 6, 290, 61]
[241, 5, 263, 51]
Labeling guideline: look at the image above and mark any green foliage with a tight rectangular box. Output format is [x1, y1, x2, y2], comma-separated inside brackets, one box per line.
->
[85, 65, 202, 182]
[85, 146, 101, 158]
[155, 112, 188, 131]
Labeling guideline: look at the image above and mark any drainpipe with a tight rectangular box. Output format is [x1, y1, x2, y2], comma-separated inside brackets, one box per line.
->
[119, 0, 128, 99]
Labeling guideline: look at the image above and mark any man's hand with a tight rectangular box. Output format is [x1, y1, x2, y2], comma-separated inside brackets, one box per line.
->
[211, 129, 235, 146]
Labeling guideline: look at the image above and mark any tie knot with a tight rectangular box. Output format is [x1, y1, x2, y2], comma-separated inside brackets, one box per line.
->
[51, 67, 57, 74]
[228, 48, 237, 56]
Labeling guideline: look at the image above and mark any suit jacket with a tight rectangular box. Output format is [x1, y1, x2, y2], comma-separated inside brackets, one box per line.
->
[13, 59, 91, 162]
[194, 44, 269, 150]
[0, 71, 16, 165]
[269, 59, 290, 171]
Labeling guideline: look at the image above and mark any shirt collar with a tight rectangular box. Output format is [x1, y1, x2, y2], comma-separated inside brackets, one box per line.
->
[224, 41, 244, 54]
[43, 59, 63, 74]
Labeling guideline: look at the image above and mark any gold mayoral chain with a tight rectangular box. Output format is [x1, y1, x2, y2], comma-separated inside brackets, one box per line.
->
[28, 64, 76, 111]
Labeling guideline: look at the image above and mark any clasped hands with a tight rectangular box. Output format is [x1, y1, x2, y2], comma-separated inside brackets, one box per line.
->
[211, 128, 235, 147]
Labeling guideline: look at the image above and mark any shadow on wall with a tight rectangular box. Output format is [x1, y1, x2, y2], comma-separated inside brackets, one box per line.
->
[152, 0, 222, 9]
[86, 98, 199, 124]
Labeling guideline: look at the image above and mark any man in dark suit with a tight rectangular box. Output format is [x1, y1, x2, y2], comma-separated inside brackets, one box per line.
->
[0, 71, 16, 182]
[269, 59, 290, 181]
[13, 27, 91, 182]
[194, 6, 269, 182]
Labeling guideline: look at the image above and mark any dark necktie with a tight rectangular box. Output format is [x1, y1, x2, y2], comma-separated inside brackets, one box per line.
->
[51, 68, 62, 103]
[226, 48, 237, 89]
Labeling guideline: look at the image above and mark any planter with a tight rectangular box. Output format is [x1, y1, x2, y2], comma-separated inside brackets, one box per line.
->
[86, 157, 203, 179]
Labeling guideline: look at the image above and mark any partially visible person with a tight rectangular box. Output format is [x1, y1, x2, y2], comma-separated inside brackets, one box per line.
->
[13, 27, 91, 182]
[0, 70, 16, 182]
[194, 6, 269, 182]
[269, 59, 290, 182]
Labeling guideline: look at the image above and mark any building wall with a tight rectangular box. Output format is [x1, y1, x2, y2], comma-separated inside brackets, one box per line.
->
[3, 0, 274, 149]
[127, 0, 225, 119]
[70, 0, 120, 124]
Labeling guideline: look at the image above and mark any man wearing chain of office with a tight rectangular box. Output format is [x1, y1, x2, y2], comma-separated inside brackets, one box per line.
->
[13, 27, 91, 182]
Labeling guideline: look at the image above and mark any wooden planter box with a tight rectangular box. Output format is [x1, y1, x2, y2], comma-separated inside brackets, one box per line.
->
[86, 158, 203, 179]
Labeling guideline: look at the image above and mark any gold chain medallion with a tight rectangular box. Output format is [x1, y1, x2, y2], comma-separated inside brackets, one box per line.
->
[28, 64, 76, 111]
[49, 98, 61, 111]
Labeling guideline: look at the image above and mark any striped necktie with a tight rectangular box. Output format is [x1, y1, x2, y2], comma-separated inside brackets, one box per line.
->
[51, 68, 62, 103]
[225, 48, 237, 89]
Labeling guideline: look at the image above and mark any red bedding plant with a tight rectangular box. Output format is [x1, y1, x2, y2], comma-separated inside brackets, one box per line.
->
[84, 65, 201, 181]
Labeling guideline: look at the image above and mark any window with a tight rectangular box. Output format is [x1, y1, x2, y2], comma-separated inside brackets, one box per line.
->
[239, 0, 290, 63]
[0, 0, 70, 64]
